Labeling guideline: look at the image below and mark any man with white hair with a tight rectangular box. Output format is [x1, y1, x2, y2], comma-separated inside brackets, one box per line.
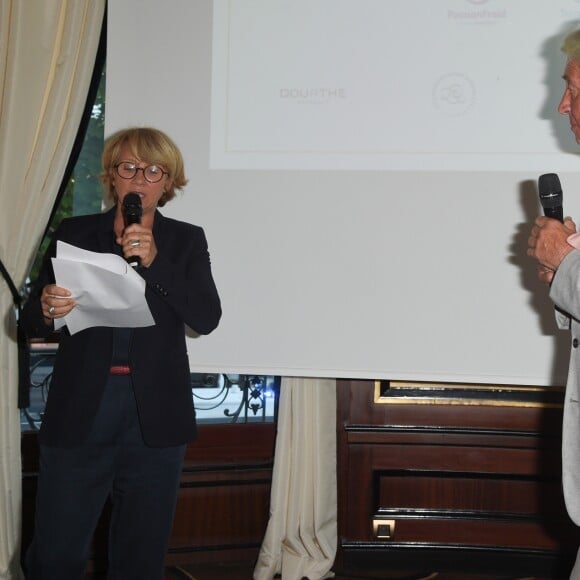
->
[528, 28, 580, 580]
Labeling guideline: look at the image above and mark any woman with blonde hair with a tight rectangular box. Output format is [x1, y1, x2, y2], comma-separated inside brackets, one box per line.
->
[22, 127, 221, 579]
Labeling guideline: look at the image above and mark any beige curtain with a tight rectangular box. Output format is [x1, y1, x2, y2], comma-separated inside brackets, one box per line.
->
[0, 2, 105, 578]
[254, 377, 337, 580]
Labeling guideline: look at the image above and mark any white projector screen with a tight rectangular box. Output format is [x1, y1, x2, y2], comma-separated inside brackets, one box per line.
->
[106, 0, 580, 386]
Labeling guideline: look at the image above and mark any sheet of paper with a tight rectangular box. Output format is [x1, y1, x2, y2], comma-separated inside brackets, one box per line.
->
[51, 241, 155, 335]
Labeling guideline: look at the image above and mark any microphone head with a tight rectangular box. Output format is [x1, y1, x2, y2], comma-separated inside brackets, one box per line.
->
[538, 173, 562, 209]
[122, 193, 142, 225]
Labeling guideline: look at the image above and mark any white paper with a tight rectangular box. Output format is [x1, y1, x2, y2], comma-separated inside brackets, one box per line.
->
[51, 241, 155, 335]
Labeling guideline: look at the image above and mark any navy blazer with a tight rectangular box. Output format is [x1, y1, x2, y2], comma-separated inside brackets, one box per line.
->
[21, 207, 221, 447]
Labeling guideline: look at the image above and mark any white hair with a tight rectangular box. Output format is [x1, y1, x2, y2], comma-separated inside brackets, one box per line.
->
[562, 29, 580, 62]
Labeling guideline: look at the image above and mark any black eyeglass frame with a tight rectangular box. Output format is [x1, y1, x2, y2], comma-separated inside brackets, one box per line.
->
[113, 162, 169, 184]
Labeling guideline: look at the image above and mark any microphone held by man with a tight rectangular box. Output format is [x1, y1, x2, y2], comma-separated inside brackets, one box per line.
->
[529, 173, 575, 284]
[538, 173, 564, 223]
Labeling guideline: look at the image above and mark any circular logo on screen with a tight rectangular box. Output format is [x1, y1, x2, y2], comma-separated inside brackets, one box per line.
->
[432, 73, 476, 116]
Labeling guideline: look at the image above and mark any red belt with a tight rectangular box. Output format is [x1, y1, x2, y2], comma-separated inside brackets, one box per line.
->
[109, 365, 131, 375]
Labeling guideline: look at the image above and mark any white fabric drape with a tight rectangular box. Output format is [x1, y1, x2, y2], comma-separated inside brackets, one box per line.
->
[254, 377, 337, 580]
[0, 2, 105, 578]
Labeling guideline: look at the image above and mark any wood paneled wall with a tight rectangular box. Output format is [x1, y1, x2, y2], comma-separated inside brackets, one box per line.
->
[335, 379, 580, 578]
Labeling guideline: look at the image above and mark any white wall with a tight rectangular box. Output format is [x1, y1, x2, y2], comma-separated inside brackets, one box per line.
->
[106, 0, 580, 386]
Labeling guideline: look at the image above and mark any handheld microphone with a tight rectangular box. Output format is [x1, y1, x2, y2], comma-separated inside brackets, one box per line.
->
[122, 193, 142, 268]
[538, 173, 563, 223]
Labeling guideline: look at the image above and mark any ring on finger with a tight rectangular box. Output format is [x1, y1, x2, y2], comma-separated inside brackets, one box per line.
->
[48, 306, 55, 316]
[130, 240, 140, 247]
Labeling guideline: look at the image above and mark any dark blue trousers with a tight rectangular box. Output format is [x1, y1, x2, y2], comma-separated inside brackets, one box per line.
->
[25, 375, 186, 580]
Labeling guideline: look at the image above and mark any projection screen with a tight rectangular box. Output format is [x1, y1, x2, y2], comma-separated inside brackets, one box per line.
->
[106, 0, 580, 386]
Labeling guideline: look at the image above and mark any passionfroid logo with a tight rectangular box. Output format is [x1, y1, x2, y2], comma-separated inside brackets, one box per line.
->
[448, 0, 506, 22]
[433, 73, 476, 117]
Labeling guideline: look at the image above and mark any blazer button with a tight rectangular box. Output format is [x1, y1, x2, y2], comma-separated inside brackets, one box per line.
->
[574, 338, 579, 348]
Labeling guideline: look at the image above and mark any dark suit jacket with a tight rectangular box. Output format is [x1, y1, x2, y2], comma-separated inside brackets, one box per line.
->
[21, 207, 221, 447]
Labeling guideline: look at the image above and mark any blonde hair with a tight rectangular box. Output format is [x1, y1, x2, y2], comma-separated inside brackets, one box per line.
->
[101, 127, 188, 207]
[562, 29, 580, 63]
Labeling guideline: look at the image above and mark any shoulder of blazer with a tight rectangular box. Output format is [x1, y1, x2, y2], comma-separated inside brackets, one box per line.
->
[152, 210, 205, 241]
[55, 208, 115, 251]
[57, 208, 114, 235]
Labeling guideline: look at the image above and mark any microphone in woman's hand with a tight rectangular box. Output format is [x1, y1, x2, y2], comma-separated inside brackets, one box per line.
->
[123, 193, 142, 268]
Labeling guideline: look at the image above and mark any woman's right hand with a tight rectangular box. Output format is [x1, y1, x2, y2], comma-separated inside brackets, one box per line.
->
[41, 284, 76, 324]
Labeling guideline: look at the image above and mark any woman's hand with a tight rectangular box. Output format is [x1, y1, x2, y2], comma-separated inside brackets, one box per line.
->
[117, 224, 158, 268]
[41, 284, 76, 325]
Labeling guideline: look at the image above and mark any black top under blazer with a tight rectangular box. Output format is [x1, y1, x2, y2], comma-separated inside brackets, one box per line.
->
[21, 207, 222, 448]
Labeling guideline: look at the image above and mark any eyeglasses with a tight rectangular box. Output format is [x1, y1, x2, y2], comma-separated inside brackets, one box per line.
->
[114, 161, 168, 183]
